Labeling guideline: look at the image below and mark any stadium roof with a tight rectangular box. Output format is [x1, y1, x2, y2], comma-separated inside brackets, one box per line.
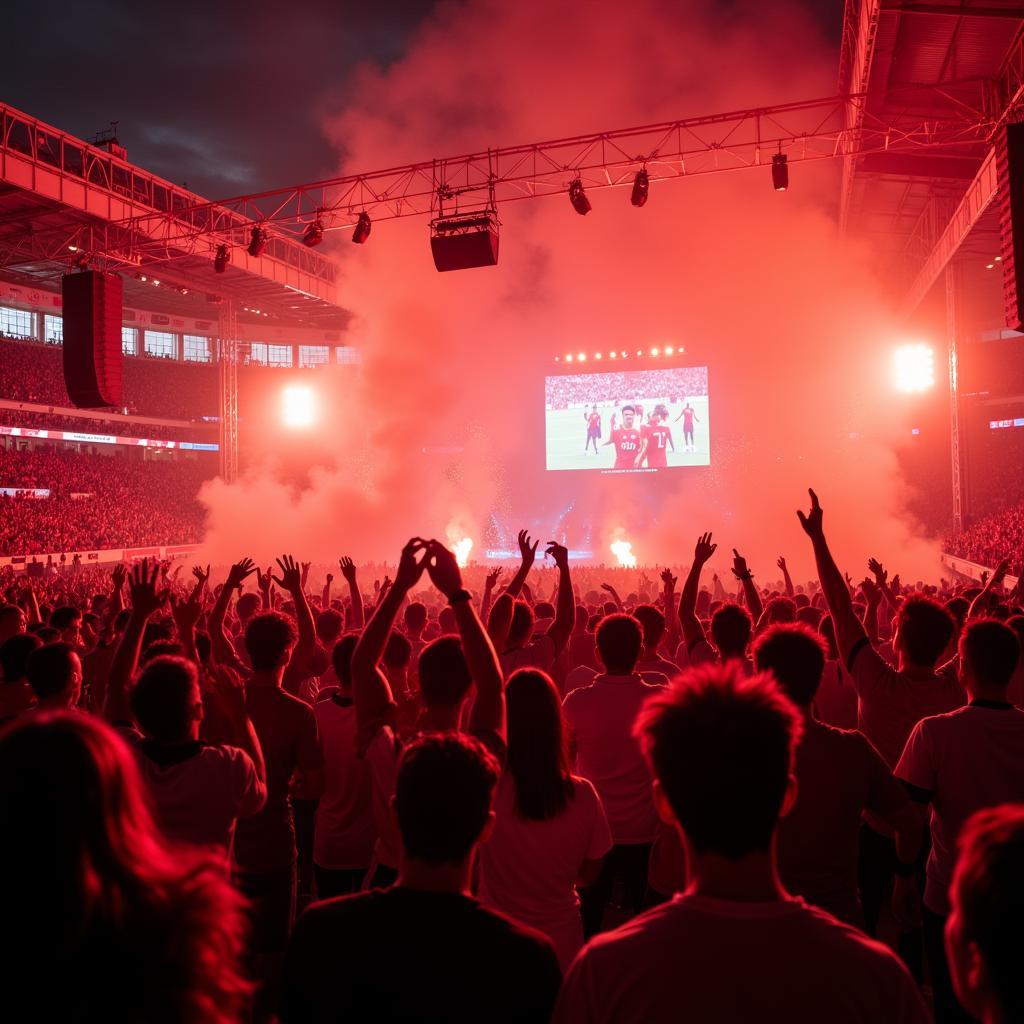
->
[838, 0, 1024, 311]
[0, 102, 349, 333]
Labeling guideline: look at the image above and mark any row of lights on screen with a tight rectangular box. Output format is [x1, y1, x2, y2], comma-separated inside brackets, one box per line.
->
[555, 346, 684, 364]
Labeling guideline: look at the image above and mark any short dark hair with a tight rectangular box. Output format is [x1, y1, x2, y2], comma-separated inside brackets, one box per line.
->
[633, 604, 666, 649]
[710, 603, 752, 656]
[635, 662, 801, 858]
[753, 623, 828, 706]
[244, 611, 297, 671]
[130, 656, 199, 743]
[235, 592, 261, 619]
[419, 635, 472, 709]
[534, 601, 555, 620]
[384, 631, 412, 669]
[49, 606, 81, 631]
[595, 614, 643, 674]
[508, 601, 534, 647]
[394, 733, 499, 865]
[959, 618, 1020, 691]
[1, 632, 42, 684]
[315, 609, 343, 645]
[764, 597, 797, 624]
[25, 643, 79, 700]
[404, 602, 427, 632]
[897, 596, 955, 668]
[331, 634, 358, 688]
[139, 640, 186, 666]
[438, 606, 457, 635]
[952, 805, 1024, 1022]
[621, 405, 635, 414]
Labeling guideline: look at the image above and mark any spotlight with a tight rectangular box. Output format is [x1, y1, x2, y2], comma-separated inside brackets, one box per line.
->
[282, 385, 315, 428]
[650, 347, 660, 356]
[772, 152, 789, 192]
[453, 537, 473, 568]
[893, 344, 935, 393]
[67, 244, 79, 252]
[577, 353, 587, 362]
[566, 354, 574, 363]
[610, 351, 617, 359]
[213, 244, 229, 273]
[595, 352, 602, 360]
[665, 345, 674, 355]
[352, 212, 372, 245]
[621, 351, 627, 358]
[152, 279, 160, 286]
[139, 275, 147, 282]
[568, 178, 591, 216]
[985, 263, 995, 270]
[248, 225, 268, 257]
[636, 349, 642, 356]
[555, 355, 561, 362]
[303, 220, 324, 247]
[630, 168, 649, 208]
[178, 286, 188, 295]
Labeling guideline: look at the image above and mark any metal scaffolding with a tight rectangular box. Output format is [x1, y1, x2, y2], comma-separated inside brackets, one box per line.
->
[218, 302, 239, 484]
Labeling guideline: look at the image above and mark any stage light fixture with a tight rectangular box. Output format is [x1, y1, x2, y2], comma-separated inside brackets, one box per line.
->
[565, 354, 574, 362]
[650, 347, 660, 356]
[577, 353, 587, 362]
[214, 244, 229, 273]
[610, 351, 617, 359]
[68, 244, 79, 252]
[621, 351, 627, 358]
[352, 212, 372, 244]
[248, 226, 268, 257]
[631, 168, 649, 208]
[303, 220, 324, 247]
[152, 279, 160, 286]
[772, 153, 789, 192]
[893, 344, 935, 393]
[986, 262, 995, 270]
[282, 385, 316, 428]
[139, 275, 147, 282]
[665, 345, 674, 355]
[636, 349, 642, 356]
[569, 178, 591, 216]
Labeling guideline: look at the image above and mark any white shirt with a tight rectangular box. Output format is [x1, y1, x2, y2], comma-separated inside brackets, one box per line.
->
[554, 894, 930, 1024]
[479, 774, 612, 970]
[313, 695, 376, 870]
[562, 673, 664, 845]
[895, 702, 1024, 914]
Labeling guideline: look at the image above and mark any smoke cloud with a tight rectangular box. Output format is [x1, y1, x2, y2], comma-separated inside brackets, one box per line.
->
[198, 0, 942, 583]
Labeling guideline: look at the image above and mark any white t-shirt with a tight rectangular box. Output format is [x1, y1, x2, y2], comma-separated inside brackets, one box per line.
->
[127, 733, 266, 854]
[895, 702, 1024, 914]
[562, 674, 664, 845]
[313, 695, 376, 870]
[479, 774, 612, 969]
[554, 894, 930, 1024]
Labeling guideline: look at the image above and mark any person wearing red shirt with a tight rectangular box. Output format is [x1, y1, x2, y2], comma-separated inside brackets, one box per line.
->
[584, 405, 602, 454]
[643, 408, 674, 469]
[603, 405, 644, 470]
[675, 401, 700, 452]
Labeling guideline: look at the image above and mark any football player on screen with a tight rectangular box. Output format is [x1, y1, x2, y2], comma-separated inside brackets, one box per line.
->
[643, 406, 675, 468]
[675, 400, 700, 452]
[583, 404, 601, 454]
[603, 404, 644, 469]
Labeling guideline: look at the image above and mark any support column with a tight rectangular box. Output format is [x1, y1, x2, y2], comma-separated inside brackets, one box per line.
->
[218, 302, 239, 484]
[945, 263, 966, 532]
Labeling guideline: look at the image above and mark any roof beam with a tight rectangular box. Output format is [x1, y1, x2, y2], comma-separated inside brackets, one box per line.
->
[900, 146, 998, 315]
[879, 2, 1024, 18]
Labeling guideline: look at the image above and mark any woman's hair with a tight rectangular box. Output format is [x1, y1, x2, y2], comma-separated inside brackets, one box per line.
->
[505, 669, 575, 821]
[0, 712, 251, 1022]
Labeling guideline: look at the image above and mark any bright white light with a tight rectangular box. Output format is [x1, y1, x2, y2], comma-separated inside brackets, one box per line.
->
[610, 539, 637, 568]
[282, 385, 315, 427]
[665, 345, 674, 355]
[565, 354, 574, 362]
[893, 344, 936, 393]
[453, 537, 473, 567]
[610, 351, 617, 359]
[595, 352, 602, 360]
[577, 353, 587, 362]
[650, 347, 660, 356]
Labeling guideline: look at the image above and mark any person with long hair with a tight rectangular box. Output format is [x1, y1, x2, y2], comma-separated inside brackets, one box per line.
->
[0, 711, 252, 1022]
[478, 668, 612, 968]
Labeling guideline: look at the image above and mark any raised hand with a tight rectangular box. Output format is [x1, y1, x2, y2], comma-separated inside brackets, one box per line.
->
[111, 563, 128, 592]
[485, 567, 503, 588]
[395, 538, 429, 592]
[517, 529, 540, 568]
[425, 540, 463, 598]
[170, 589, 203, 632]
[256, 566, 274, 594]
[693, 532, 717, 565]
[300, 561, 311, 587]
[271, 555, 303, 594]
[777, 556, 787, 572]
[546, 541, 570, 570]
[891, 573, 901, 594]
[732, 549, 750, 580]
[226, 557, 257, 591]
[661, 567, 678, 589]
[860, 578, 880, 603]
[600, 582, 617, 595]
[339, 556, 357, 583]
[867, 557, 887, 585]
[192, 564, 211, 589]
[326, 572, 334, 585]
[128, 559, 165, 619]
[796, 488, 824, 539]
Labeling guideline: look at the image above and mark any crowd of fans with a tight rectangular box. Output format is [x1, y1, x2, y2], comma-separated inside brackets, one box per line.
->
[545, 367, 708, 410]
[0, 406, 215, 442]
[1, 495, 1022, 1022]
[944, 503, 1024, 570]
[0, 445, 212, 554]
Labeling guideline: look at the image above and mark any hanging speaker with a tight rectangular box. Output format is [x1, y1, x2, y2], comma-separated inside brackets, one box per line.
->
[430, 212, 499, 272]
[996, 122, 1024, 332]
[61, 271, 124, 407]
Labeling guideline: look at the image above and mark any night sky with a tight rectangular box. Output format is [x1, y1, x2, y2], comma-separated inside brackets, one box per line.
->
[3, 0, 844, 201]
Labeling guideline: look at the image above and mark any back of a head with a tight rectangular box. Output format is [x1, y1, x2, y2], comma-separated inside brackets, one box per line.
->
[897, 595, 955, 669]
[1, 632, 43, 684]
[635, 662, 801, 858]
[50, 606, 81, 631]
[0, 604, 24, 640]
[235, 592, 260, 621]
[331, 633, 359, 689]
[315, 608, 343, 646]
[404, 601, 427, 634]
[438, 606, 457, 635]
[959, 618, 1020, 693]
[505, 669, 573, 821]
[710, 603, 753, 657]
[25, 642, 79, 702]
[418, 635, 472, 710]
[795, 605, 822, 631]
[753, 623, 828, 707]
[818, 614, 839, 660]
[130, 656, 199, 744]
[394, 732, 499, 866]
[534, 601, 555, 621]
[140, 640, 186, 667]
[574, 604, 589, 633]
[595, 613, 643, 675]
[764, 597, 797, 624]
[949, 805, 1024, 1023]
[384, 630, 413, 670]
[508, 601, 535, 647]
[244, 611, 297, 672]
[633, 604, 666, 650]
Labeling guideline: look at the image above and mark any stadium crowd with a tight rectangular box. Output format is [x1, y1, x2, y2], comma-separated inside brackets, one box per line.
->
[0, 445, 211, 554]
[944, 503, 1024, 570]
[545, 367, 708, 410]
[1, 494, 1023, 1023]
[0, 406, 215, 442]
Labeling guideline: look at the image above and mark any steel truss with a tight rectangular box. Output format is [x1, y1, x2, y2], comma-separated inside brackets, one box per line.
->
[218, 303, 239, 484]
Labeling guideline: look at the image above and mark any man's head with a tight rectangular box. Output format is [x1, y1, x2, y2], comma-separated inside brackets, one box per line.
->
[621, 405, 636, 428]
[945, 805, 1024, 1024]
[0, 604, 26, 644]
[710, 603, 753, 658]
[636, 662, 801, 860]
[384, 631, 412, 671]
[235, 592, 261, 623]
[130, 656, 202, 744]
[893, 595, 955, 669]
[763, 597, 797, 625]
[404, 602, 427, 637]
[534, 601, 555, 621]
[753, 623, 828, 708]
[595, 613, 643, 675]
[958, 618, 1019, 699]
[49, 607, 82, 647]
[244, 611, 297, 672]
[418, 635, 472, 711]
[25, 642, 82, 706]
[507, 600, 535, 649]
[331, 633, 358, 690]
[632, 604, 666, 653]
[0, 632, 42, 685]
[393, 733, 499, 867]
[315, 608, 343, 647]
[438, 606, 457, 636]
